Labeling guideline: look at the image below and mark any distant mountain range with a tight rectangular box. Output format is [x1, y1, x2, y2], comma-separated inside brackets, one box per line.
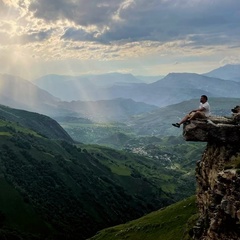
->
[0, 74, 158, 121]
[33, 73, 164, 98]
[33, 73, 145, 101]
[33, 64, 240, 107]
[0, 64, 239, 123]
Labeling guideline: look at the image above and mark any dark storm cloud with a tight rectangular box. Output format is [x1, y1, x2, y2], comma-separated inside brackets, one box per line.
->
[29, 0, 240, 45]
[29, 0, 122, 26]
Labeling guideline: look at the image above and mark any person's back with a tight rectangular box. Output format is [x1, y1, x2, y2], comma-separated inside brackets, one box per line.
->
[199, 101, 210, 117]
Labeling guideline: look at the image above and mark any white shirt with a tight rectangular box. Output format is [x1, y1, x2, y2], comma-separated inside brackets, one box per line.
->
[199, 102, 211, 117]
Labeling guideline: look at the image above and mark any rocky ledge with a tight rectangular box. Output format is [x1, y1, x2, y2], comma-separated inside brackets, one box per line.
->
[183, 116, 240, 142]
[183, 115, 240, 240]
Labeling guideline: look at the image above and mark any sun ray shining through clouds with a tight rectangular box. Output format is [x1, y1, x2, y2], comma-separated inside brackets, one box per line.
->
[0, 0, 239, 79]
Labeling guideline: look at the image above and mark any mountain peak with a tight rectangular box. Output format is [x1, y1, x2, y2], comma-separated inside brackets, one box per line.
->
[204, 64, 240, 81]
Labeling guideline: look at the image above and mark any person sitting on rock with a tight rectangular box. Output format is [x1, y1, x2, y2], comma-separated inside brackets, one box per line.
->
[172, 95, 211, 128]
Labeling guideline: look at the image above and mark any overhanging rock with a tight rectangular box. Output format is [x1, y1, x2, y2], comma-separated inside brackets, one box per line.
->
[191, 114, 240, 240]
[183, 116, 240, 142]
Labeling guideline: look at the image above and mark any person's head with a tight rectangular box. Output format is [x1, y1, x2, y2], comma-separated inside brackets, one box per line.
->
[200, 95, 208, 103]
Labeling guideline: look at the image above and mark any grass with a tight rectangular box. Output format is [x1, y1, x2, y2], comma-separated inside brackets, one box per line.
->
[88, 195, 197, 240]
[109, 164, 131, 176]
[161, 183, 175, 193]
[0, 132, 12, 136]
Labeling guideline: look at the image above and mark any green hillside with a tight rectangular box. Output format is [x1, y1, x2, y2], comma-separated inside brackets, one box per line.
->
[88, 195, 197, 240]
[0, 109, 199, 239]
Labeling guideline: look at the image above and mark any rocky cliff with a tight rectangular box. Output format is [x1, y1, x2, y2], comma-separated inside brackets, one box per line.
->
[183, 116, 240, 240]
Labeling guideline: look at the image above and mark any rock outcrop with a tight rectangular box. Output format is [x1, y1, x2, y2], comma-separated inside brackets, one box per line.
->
[183, 116, 240, 240]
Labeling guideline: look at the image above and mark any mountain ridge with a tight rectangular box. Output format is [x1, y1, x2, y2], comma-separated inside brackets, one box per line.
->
[31, 65, 240, 108]
[1, 64, 240, 124]
[204, 64, 240, 82]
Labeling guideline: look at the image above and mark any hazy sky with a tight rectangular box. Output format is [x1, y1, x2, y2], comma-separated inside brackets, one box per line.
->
[0, 0, 239, 80]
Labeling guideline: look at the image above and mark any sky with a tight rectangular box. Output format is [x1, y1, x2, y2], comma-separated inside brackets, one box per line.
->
[0, 0, 239, 80]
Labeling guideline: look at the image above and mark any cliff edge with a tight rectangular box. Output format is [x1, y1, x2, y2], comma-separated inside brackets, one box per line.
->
[183, 116, 240, 240]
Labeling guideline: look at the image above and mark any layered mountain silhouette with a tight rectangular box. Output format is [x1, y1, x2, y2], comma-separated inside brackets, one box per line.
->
[0, 74, 157, 121]
[1, 64, 240, 122]
[33, 64, 240, 108]
[33, 73, 144, 101]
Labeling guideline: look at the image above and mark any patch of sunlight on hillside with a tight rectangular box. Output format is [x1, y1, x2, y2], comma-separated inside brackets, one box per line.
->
[0, 132, 12, 136]
[109, 164, 131, 176]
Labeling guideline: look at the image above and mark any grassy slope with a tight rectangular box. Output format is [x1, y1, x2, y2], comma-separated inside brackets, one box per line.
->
[88, 196, 197, 240]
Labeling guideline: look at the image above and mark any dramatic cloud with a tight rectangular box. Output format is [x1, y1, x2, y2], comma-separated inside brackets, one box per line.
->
[0, 0, 239, 79]
[29, 0, 122, 26]
[27, 0, 240, 45]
